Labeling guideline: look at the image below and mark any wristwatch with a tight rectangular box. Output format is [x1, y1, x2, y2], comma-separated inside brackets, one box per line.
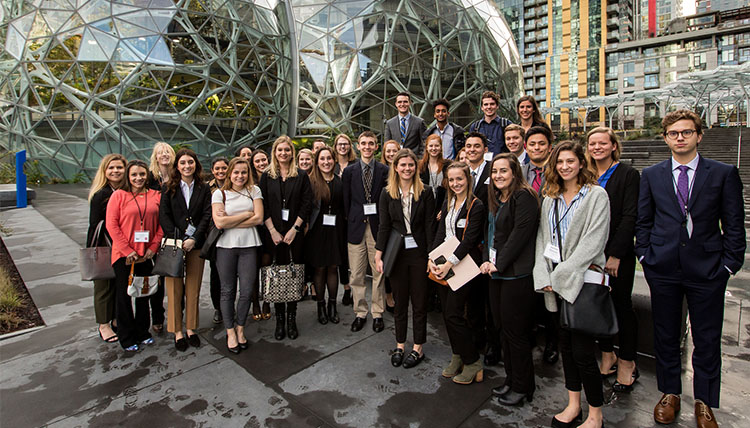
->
[294, 224, 302, 232]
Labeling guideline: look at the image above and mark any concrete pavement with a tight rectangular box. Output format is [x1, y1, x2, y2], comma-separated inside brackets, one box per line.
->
[1, 185, 749, 427]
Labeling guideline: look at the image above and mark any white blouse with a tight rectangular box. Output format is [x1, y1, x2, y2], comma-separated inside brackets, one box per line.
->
[212, 186, 263, 248]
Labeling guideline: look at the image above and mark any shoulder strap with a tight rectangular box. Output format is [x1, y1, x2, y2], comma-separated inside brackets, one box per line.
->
[461, 197, 477, 240]
[90, 220, 111, 247]
[554, 198, 563, 262]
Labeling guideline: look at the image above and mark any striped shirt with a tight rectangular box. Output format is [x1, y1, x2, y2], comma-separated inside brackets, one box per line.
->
[548, 185, 590, 246]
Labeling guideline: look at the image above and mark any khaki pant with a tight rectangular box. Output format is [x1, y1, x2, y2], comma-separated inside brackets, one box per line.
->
[347, 226, 385, 318]
[165, 249, 205, 333]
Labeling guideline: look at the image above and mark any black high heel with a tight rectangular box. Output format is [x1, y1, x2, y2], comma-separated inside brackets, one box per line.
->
[550, 411, 582, 428]
[496, 390, 533, 406]
[612, 367, 640, 392]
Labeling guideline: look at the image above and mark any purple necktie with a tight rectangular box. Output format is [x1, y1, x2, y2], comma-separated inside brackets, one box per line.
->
[676, 165, 689, 215]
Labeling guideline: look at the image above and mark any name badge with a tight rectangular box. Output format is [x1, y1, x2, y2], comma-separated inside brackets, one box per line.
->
[489, 248, 497, 265]
[134, 230, 150, 243]
[404, 235, 418, 249]
[185, 223, 196, 237]
[457, 219, 466, 228]
[484, 177, 490, 185]
[323, 214, 337, 226]
[543, 242, 560, 263]
[281, 209, 290, 221]
[364, 203, 377, 216]
[484, 152, 493, 161]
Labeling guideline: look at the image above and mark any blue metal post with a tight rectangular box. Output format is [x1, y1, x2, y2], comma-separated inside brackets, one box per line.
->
[16, 150, 27, 208]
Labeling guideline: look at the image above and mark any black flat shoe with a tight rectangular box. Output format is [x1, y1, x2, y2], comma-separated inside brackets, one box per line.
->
[612, 367, 640, 392]
[351, 317, 366, 332]
[550, 411, 582, 428]
[187, 334, 200, 348]
[496, 390, 533, 406]
[391, 348, 405, 367]
[402, 350, 425, 369]
[175, 337, 188, 352]
[543, 344, 559, 365]
[492, 385, 511, 397]
[372, 318, 384, 333]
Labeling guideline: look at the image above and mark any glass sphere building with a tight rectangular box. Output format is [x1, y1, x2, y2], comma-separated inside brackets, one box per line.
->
[0, 0, 521, 178]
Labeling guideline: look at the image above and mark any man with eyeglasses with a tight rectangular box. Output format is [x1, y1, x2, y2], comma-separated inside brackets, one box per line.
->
[635, 110, 745, 428]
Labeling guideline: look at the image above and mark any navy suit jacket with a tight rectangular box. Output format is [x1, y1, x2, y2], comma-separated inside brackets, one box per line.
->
[342, 161, 389, 244]
[635, 156, 745, 281]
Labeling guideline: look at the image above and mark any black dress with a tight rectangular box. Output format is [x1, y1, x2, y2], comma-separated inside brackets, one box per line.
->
[305, 176, 345, 267]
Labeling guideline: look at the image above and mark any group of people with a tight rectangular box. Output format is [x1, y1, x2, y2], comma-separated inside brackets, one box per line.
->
[86, 89, 744, 428]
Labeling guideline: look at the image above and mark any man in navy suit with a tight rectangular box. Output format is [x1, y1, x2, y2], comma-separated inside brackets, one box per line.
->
[636, 110, 745, 428]
[343, 131, 389, 333]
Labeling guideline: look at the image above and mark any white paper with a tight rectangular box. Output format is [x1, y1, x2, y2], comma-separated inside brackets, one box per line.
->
[484, 152, 493, 161]
[323, 214, 336, 226]
[363, 203, 377, 216]
[281, 209, 290, 221]
[489, 248, 497, 265]
[404, 235, 418, 249]
[457, 219, 466, 228]
[543, 242, 560, 263]
[134, 231, 150, 243]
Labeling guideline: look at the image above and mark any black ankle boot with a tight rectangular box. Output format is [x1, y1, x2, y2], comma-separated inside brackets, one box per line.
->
[327, 300, 340, 324]
[287, 308, 299, 340]
[317, 301, 328, 325]
[274, 308, 286, 340]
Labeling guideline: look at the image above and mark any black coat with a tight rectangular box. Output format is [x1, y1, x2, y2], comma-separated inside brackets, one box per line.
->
[259, 169, 313, 234]
[375, 186, 436, 259]
[419, 164, 447, 221]
[602, 163, 640, 259]
[87, 186, 115, 247]
[159, 180, 212, 247]
[471, 160, 491, 206]
[483, 189, 539, 277]
[342, 160, 389, 244]
[432, 197, 486, 265]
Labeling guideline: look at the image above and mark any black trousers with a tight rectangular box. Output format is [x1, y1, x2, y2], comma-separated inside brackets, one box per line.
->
[438, 276, 480, 365]
[209, 258, 221, 311]
[559, 327, 604, 407]
[489, 276, 536, 394]
[535, 290, 559, 348]
[148, 277, 165, 325]
[467, 275, 501, 353]
[113, 258, 152, 349]
[389, 249, 429, 344]
[598, 255, 638, 361]
[645, 270, 728, 407]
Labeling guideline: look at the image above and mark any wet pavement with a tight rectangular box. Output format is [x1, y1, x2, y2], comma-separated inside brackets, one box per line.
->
[1, 185, 749, 427]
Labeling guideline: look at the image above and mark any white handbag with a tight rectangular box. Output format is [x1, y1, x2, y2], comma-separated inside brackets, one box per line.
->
[126, 261, 159, 297]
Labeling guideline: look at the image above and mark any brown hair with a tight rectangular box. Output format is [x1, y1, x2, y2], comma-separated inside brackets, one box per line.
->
[585, 127, 621, 165]
[504, 124, 525, 140]
[443, 161, 475, 206]
[381, 140, 401, 165]
[309, 146, 336, 203]
[122, 160, 150, 192]
[661, 109, 703, 135]
[221, 157, 253, 191]
[487, 153, 537, 214]
[481, 90, 500, 105]
[358, 130, 377, 142]
[516, 95, 546, 126]
[386, 149, 424, 201]
[418, 134, 446, 175]
[543, 142, 597, 197]
[334, 134, 356, 162]
[168, 148, 204, 193]
[249, 149, 268, 182]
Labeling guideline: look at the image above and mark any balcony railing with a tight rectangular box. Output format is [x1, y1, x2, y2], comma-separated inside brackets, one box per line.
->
[644, 81, 660, 89]
[644, 65, 660, 74]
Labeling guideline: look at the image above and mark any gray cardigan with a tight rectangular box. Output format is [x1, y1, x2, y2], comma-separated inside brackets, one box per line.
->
[533, 185, 610, 311]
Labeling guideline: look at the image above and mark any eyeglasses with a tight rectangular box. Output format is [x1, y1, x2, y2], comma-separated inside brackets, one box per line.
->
[665, 129, 696, 140]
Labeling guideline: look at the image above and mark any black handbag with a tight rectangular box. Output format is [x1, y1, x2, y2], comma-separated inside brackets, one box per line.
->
[152, 228, 185, 277]
[382, 229, 403, 277]
[553, 199, 618, 337]
[260, 249, 304, 303]
[79, 220, 115, 281]
[200, 190, 225, 260]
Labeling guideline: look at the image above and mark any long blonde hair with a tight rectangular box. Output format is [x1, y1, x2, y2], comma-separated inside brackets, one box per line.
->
[149, 142, 175, 181]
[267, 135, 299, 179]
[88, 154, 127, 201]
[386, 149, 424, 201]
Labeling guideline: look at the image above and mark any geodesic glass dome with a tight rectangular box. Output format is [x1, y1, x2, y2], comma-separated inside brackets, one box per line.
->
[0, 0, 521, 179]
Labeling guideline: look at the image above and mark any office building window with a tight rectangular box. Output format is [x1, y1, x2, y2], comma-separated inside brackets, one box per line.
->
[623, 62, 634, 73]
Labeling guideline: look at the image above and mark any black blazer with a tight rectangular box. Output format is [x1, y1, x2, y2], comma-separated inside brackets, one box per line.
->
[375, 186, 436, 259]
[159, 180, 212, 247]
[432, 197, 486, 265]
[342, 160, 389, 244]
[308, 175, 345, 232]
[602, 163, 640, 259]
[259, 169, 313, 234]
[470, 161, 491, 206]
[483, 189, 539, 277]
[87, 186, 115, 247]
[419, 164, 448, 219]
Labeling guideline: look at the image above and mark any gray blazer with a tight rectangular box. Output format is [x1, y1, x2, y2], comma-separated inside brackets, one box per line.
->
[522, 162, 546, 196]
[384, 114, 427, 157]
[533, 185, 610, 311]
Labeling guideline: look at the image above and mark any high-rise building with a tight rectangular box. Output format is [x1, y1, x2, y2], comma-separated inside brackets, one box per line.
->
[697, 0, 750, 14]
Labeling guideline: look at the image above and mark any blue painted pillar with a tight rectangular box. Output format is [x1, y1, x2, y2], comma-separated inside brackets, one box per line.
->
[16, 150, 27, 208]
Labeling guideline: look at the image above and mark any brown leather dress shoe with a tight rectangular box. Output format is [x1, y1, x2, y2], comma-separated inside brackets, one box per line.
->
[654, 393, 681, 424]
[695, 400, 718, 428]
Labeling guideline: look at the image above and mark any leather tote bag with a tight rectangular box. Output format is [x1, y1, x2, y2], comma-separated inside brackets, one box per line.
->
[260, 249, 304, 303]
[152, 229, 185, 278]
[79, 220, 115, 281]
[127, 260, 159, 298]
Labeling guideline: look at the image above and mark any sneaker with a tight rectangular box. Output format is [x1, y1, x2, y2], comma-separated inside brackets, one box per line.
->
[141, 337, 155, 345]
[125, 344, 140, 352]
